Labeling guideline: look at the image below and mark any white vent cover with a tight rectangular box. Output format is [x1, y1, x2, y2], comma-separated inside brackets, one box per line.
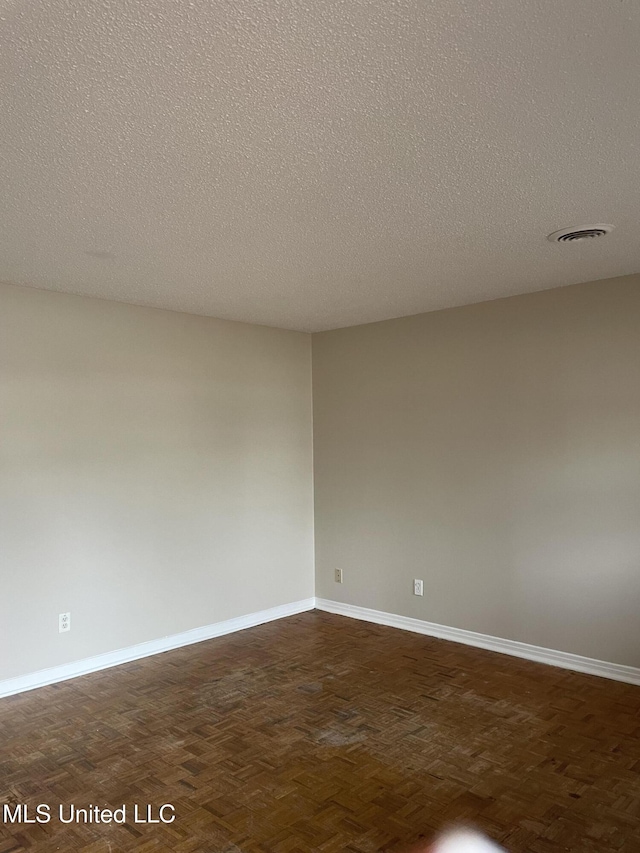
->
[547, 224, 614, 243]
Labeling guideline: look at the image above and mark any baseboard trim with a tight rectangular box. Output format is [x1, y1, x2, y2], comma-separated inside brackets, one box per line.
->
[4, 596, 638, 698]
[0, 598, 316, 699]
[315, 598, 640, 686]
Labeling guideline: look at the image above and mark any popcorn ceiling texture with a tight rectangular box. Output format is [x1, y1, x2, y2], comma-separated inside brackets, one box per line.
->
[2, 0, 640, 332]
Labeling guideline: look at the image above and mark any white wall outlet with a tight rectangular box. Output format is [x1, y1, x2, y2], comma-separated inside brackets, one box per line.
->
[413, 579, 424, 596]
[334, 568, 343, 583]
[59, 612, 71, 633]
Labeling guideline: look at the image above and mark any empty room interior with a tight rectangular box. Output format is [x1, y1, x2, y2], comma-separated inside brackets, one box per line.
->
[1, 2, 640, 853]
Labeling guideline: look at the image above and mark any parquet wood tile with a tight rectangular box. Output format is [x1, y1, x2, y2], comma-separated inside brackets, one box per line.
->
[1, 611, 640, 852]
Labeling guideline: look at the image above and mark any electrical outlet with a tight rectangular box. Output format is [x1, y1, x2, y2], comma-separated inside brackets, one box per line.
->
[59, 612, 71, 633]
[413, 579, 424, 596]
[334, 568, 343, 584]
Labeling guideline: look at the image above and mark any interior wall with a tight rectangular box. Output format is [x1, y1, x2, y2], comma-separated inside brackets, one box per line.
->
[312, 275, 640, 667]
[0, 283, 314, 681]
[4, 273, 639, 683]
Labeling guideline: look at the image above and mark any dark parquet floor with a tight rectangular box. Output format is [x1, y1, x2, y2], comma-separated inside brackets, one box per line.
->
[1, 610, 639, 853]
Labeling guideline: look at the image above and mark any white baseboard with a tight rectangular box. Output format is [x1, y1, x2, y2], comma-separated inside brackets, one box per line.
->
[0, 598, 315, 699]
[4, 596, 638, 698]
[315, 598, 640, 686]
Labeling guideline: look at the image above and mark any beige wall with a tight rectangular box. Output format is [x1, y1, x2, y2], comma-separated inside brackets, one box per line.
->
[3, 273, 639, 683]
[0, 283, 314, 681]
[313, 275, 640, 667]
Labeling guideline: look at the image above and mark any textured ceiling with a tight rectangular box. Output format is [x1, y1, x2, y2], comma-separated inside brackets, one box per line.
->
[2, 1, 640, 332]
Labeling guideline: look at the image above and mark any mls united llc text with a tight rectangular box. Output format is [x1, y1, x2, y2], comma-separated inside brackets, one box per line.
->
[3, 803, 176, 825]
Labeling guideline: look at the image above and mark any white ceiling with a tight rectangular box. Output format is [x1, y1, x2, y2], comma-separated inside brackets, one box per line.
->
[2, 1, 640, 332]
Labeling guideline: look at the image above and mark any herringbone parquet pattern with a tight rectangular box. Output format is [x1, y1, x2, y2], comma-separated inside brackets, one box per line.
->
[1, 611, 639, 853]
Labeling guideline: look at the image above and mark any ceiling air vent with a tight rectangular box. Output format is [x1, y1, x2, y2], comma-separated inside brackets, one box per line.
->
[547, 224, 614, 243]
